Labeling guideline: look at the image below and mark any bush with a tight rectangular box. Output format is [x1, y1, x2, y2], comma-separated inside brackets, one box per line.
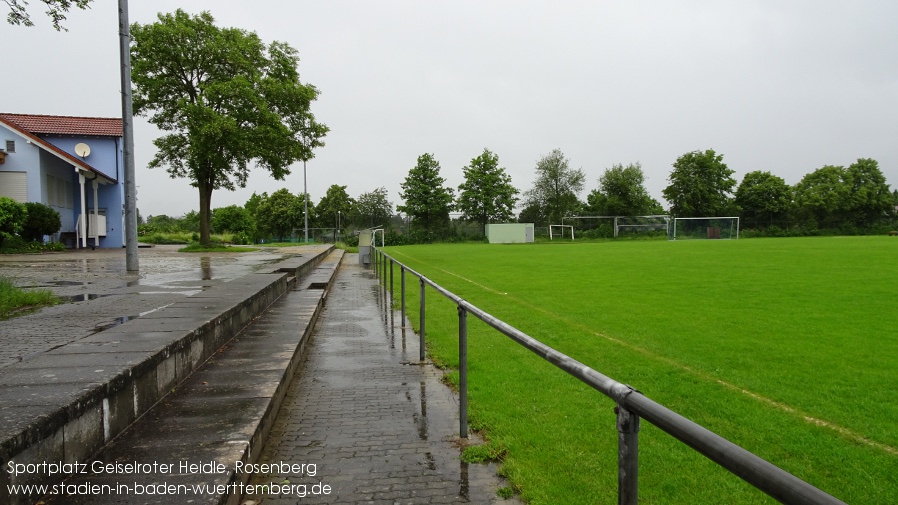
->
[0, 235, 65, 254]
[20, 202, 61, 242]
[0, 197, 27, 251]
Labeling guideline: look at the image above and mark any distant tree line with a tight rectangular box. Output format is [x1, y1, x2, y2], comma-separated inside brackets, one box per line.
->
[138, 146, 896, 246]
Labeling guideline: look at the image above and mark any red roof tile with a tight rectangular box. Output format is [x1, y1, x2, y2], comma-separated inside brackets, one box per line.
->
[0, 113, 122, 137]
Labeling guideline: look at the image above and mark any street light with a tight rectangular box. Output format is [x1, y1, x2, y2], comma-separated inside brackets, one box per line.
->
[303, 158, 308, 244]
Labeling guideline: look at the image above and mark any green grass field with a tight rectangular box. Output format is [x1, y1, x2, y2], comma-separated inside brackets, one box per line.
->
[382, 237, 898, 504]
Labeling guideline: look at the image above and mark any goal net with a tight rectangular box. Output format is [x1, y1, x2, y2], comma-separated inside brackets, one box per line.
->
[549, 224, 575, 240]
[669, 217, 740, 240]
[614, 215, 670, 238]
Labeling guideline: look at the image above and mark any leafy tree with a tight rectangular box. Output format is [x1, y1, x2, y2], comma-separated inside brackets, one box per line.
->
[843, 158, 893, 226]
[523, 149, 585, 226]
[254, 189, 303, 240]
[144, 214, 181, 232]
[20, 202, 61, 242]
[517, 202, 545, 226]
[734, 171, 792, 228]
[211, 205, 254, 235]
[456, 148, 518, 230]
[586, 162, 660, 216]
[244, 192, 266, 218]
[352, 187, 393, 228]
[180, 210, 201, 233]
[131, 10, 327, 246]
[316, 185, 354, 230]
[4, 0, 91, 31]
[793, 159, 894, 229]
[663, 149, 736, 217]
[0, 197, 27, 249]
[793, 165, 850, 228]
[398, 153, 454, 241]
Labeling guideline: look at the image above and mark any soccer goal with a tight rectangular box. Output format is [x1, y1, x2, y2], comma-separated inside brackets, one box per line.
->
[669, 217, 740, 240]
[549, 224, 575, 240]
[614, 215, 670, 238]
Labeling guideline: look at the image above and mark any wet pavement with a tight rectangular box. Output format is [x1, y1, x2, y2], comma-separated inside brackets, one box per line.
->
[244, 256, 517, 505]
[0, 245, 316, 367]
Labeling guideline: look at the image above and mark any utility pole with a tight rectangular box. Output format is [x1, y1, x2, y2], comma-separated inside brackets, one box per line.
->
[118, 0, 139, 272]
[303, 158, 308, 244]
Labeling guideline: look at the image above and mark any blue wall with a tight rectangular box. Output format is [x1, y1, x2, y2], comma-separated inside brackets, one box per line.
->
[0, 124, 124, 248]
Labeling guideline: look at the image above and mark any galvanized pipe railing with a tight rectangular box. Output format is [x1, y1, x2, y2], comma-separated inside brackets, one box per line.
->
[370, 247, 847, 505]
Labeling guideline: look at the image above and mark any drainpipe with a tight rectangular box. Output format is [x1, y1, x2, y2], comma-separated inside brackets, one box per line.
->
[77, 170, 87, 249]
[92, 179, 100, 248]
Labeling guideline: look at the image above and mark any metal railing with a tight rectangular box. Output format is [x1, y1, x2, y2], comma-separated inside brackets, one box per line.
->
[370, 247, 847, 505]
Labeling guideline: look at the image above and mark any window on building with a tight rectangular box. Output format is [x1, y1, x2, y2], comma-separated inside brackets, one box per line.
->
[0, 171, 27, 202]
[47, 175, 57, 206]
[5, 140, 14, 153]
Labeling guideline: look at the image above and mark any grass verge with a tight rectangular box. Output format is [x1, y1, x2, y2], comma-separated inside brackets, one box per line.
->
[0, 276, 57, 319]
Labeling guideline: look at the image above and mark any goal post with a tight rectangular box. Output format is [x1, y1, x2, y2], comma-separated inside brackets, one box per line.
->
[549, 224, 575, 240]
[669, 217, 740, 240]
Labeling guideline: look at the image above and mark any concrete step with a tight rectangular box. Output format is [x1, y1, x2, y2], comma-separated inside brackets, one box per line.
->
[0, 247, 336, 505]
[40, 249, 344, 505]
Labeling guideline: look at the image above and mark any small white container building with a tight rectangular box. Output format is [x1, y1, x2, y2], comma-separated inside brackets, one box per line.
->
[486, 223, 534, 244]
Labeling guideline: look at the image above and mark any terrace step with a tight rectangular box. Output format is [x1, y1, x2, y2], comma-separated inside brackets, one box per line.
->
[42, 249, 344, 505]
[0, 247, 336, 505]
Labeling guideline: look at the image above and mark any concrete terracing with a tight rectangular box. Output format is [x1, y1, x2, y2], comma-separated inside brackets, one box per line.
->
[1, 247, 517, 505]
[0, 245, 333, 505]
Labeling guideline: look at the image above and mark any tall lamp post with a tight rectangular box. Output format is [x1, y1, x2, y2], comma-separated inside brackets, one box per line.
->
[119, 0, 139, 272]
[303, 158, 308, 244]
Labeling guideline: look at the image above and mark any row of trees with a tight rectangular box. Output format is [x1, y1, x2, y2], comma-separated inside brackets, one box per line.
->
[140, 146, 896, 244]
[662, 150, 896, 232]
[140, 184, 394, 244]
[396, 150, 519, 242]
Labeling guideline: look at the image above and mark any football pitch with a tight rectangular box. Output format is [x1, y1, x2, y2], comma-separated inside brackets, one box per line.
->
[382, 236, 897, 504]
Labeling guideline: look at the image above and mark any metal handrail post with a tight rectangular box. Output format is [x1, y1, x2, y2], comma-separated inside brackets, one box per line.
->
[419, 277, 426, 362]
[401, 266, 406, 327]
[459, 304, 469, 438]
[616, 404, 640, 505]
[390, 259, 394, 306]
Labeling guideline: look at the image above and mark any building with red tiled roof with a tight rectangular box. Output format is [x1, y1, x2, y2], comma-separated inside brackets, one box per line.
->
[0, 113, 125, 249]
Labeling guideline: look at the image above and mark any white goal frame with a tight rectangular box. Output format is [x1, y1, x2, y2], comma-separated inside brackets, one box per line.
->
[549, 224, 575, 240]
[669, 217, 740, 241]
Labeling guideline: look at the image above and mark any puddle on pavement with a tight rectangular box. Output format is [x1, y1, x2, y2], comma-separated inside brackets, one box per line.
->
[60, 293, 114, 303]
[89, 303, 173, 335]
[459, 460, 470, 500]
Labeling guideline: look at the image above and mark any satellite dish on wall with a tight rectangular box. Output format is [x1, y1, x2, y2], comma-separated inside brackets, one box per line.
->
[74, 143, 91, 158]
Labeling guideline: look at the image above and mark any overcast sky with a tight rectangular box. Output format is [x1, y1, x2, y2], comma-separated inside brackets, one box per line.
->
[4, 0, 897, 218]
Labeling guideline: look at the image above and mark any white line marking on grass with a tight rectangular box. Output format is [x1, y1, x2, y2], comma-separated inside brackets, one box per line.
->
[394, 252, 898, 457]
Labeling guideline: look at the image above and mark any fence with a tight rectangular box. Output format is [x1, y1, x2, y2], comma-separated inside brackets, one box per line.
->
[369, 246, 847, 505]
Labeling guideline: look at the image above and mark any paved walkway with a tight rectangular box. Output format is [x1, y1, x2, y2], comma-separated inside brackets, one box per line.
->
[244, 256, 515, 505]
